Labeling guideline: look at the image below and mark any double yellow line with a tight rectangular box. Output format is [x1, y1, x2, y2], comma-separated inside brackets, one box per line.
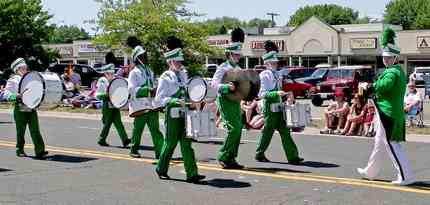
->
[0, 139, 429, 195]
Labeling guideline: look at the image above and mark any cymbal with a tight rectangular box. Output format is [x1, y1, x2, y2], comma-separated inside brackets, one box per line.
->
[221, 69, 260, 101]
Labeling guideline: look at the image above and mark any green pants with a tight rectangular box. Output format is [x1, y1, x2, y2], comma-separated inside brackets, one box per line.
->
[98, 103, 129, 144]
[217, 96, 243, 163]
[256, 111, 299, 161]
[130, 111, 164, 157]
[156, 108, 198, 178]
[14, 105, 46, 155]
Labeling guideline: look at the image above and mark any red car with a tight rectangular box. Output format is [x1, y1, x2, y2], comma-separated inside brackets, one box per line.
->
[282, 78, 313, 98]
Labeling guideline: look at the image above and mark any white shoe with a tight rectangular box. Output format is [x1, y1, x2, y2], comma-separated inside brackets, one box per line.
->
[391, 178, 415, 186]
[357, 168, 374, 180]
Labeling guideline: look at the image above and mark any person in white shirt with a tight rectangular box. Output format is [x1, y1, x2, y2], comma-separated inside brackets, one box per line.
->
[155, 36, 205, 183]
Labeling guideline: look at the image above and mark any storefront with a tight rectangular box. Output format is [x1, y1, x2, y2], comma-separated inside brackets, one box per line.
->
[207, 16, 430, 74]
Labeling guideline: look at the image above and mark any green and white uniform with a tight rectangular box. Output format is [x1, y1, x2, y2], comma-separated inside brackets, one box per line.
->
[96, 75, 130, 146]
[5, 74, 47, 156]
[128, 64, 164, 157]
[359, 27, 414, 185]
[212, 61, 243, 163]
[155, 69, 199, 179]
[256, 69, 301, 161]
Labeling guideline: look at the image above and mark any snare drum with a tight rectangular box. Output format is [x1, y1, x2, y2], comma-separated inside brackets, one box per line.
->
[186, 108, 217, 139]
[19, 71, 63, 109]
[108, 77, 129, 108]
[129, 97, 162, 117]
[283, 103, 312, 128]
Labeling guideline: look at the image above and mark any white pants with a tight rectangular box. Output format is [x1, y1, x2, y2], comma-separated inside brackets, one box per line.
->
[361, 101, 414, 181]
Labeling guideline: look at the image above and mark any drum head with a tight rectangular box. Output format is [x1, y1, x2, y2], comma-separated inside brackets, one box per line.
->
[187, 78, 207, 103]
[19, 72, 45, 109]
[108, 78, 129, 108]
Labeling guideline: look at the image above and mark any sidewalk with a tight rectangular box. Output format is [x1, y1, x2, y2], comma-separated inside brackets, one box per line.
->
[1, 109, 429, 143]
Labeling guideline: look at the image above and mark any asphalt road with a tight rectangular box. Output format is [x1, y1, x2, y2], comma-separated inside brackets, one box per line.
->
[1, 112, 430, 205]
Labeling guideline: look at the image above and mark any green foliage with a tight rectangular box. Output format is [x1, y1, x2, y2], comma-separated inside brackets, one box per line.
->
[0, 0, 58, 70]
[95, 0, 220, 75]
[196, 17, 271, 35]
[384, 0, 430, 30]
[287, 4, 360, 27]
[49, 25, 91, 44]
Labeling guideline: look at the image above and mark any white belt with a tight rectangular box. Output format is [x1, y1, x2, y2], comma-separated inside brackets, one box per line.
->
[270, 103, 284, 113]
[169, 107, 185, 118]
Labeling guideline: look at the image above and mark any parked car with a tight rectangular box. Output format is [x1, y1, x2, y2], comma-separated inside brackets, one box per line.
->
[315, 63, 333, 69]
[411, 67, 430, 85]
[282, 78, 313, 98]
[295, 68, 330, 86]
[279, 66, 316, 80]
[311, 65, 375, 106]
[47, 64, 103, 87]
[205, 64, 218, 77]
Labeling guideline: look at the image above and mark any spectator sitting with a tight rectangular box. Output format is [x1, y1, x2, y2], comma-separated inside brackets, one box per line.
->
[341, 94, 366, 136]
[404, 82, 422, 127]
[320, 89, 350, 134]
[248, 100, 264, 129]
[241, 100, 259, 126]
[363, 101, 376, 137]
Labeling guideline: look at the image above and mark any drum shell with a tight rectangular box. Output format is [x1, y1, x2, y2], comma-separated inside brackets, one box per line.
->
[40, 72, 63, 106]
[284, 103, 312, 128]
[205, 79, 217, 102]
[186, 108, 217, 139]
[129, 97, 161, 117]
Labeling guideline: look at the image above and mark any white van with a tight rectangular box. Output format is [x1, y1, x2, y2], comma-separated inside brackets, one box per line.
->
[411, 67, 430, 85]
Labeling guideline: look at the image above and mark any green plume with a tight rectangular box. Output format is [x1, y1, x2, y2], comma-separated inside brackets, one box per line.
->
[382, 27, 396, 47]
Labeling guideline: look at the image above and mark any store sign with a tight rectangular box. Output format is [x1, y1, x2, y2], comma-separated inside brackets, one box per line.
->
[417, 36, 430, 48]
[250, 40, 285, 51]
[78, 43, 98, 53]
[207, 39, 229, 47]
[350, 38, 377, 49]
[56, 47, 73, 55]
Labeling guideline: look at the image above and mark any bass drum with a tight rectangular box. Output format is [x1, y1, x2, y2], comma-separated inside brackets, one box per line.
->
[19, 71, 45, 109]
[40, 72, 63, 106]
[108, 78, 129, 108]
[18, 71, 63, 109]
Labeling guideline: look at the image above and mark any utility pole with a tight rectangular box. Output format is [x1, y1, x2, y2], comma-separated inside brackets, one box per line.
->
[266, 12, 280, 27]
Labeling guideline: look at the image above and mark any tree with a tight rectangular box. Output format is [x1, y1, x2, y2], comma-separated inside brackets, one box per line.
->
[49, 25, 91, 44]
[384, 0, 430, 30]
[94, 0, 219, 75]
[287, 4, 360, 27]
[197, 17, 272, 35]
[0, 0, 58, 70]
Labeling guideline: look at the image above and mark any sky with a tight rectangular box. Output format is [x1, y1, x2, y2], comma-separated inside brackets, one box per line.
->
[42, 0, 391, 33]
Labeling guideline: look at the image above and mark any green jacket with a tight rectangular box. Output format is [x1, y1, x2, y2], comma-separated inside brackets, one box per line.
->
[374, 64, 406, 142]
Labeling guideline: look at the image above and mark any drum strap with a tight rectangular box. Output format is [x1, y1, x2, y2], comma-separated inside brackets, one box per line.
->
[270, 70, 281, 90]
[138, 65, 153, 88]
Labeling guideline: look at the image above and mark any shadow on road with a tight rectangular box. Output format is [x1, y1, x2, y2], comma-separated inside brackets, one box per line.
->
[195, 140, 245, 145]
[165, 178, 252, 188]
[39, 154, 98, 163]
[410, 181, 430, 190]
[268, 160, 340, 168]
[245, 167, 310, 174]
[205, 178, 252, 188]
[0, 168, 12, 172]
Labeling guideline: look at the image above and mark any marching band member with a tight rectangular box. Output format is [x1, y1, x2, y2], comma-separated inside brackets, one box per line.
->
[4, 58, 48, 158]
[127, 37, 164, 159]
[357, 27, 415, 186]
[95, 64, 131, 147]
[155, 36, 205, 183]
[212, 28, 245, 169]
[255, 41, 304, 164]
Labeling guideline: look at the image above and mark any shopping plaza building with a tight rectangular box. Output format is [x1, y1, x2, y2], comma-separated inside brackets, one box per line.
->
[48, 17, 430, 74]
